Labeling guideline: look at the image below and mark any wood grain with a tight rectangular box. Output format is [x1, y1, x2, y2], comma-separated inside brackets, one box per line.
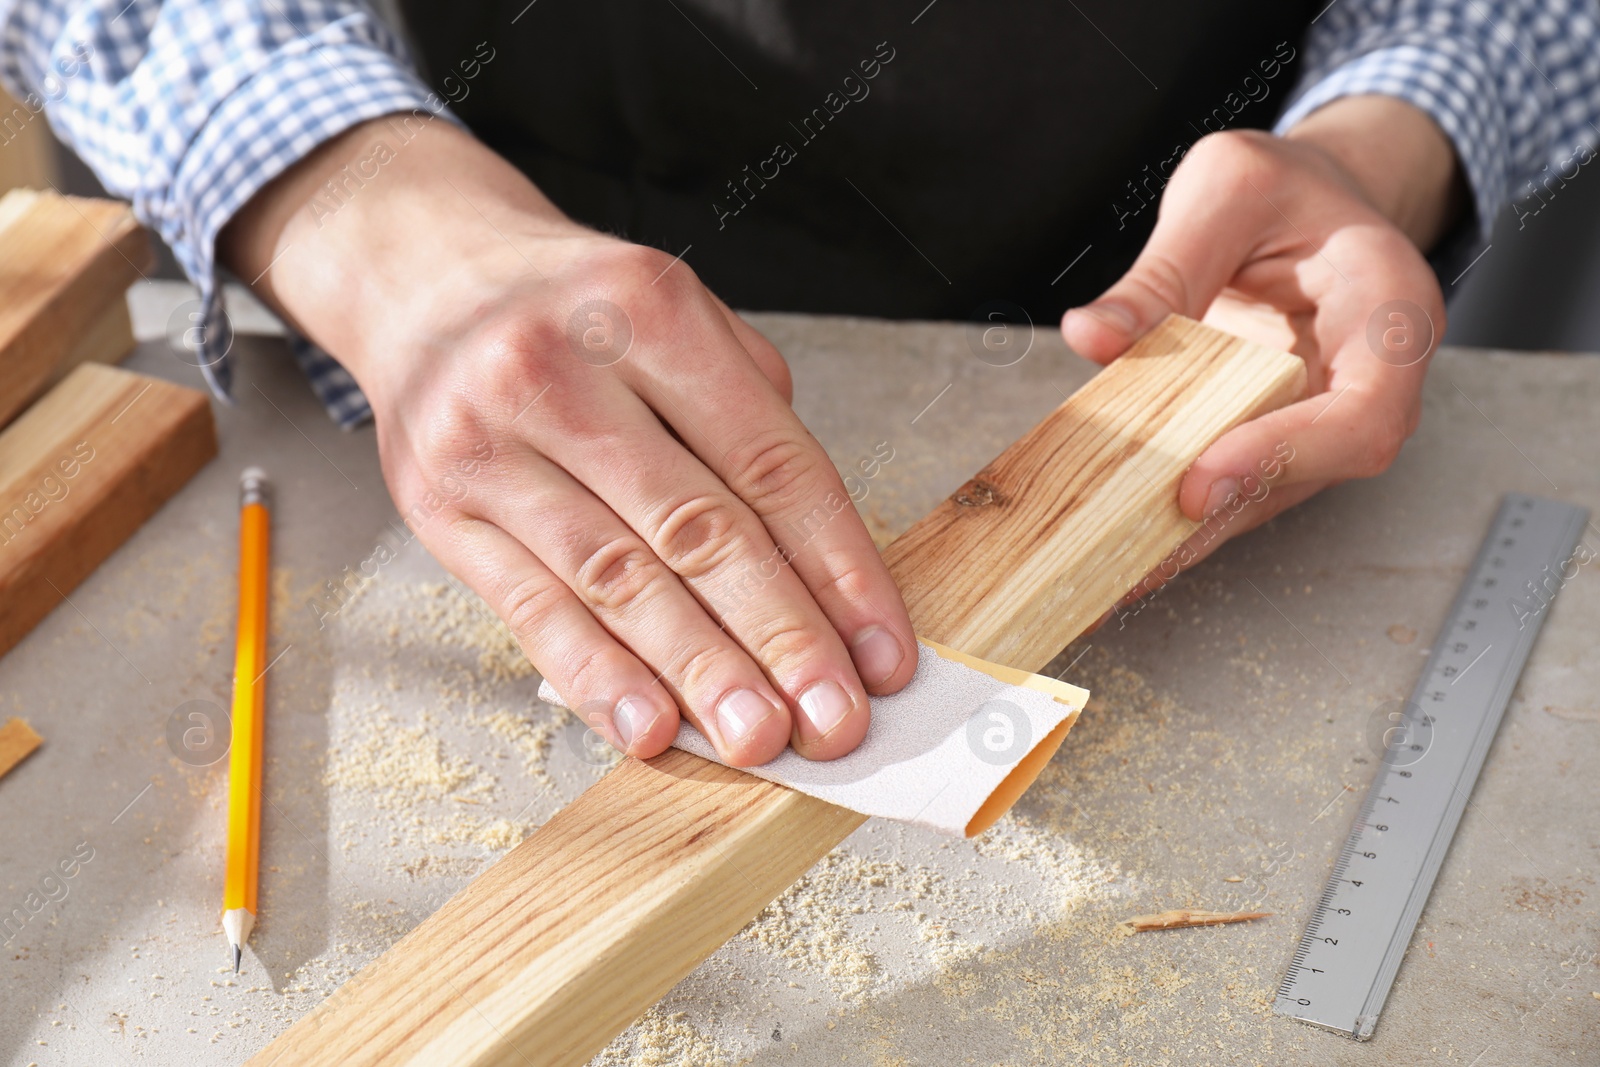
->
[0, 363, 217, 658]
[0, 188, 149, 428]
[250, 315, 1304, 1067]
[883, 313, 1308, 663]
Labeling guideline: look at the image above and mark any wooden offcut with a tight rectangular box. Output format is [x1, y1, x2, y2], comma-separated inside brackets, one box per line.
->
[0, 717, 43, 780]
[251, 315, 1305, 1067]
[0, 363, 217, 659]
[0, 88, 58, 196]
[0, 188, 149, 428]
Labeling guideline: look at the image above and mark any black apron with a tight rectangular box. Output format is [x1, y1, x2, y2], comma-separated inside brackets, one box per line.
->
[399, 0, 1316, 322]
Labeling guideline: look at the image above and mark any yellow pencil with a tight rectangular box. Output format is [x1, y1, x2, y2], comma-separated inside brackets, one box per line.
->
[223, 467, 270, 973]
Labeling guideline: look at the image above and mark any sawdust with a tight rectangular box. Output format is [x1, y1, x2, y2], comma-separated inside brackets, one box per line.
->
[593, 1007, 733, 1066]
[316, 574, 584, 869]
[321, 703, 545, 855]
[401, 581, 534, 683]
[739, 851, 899, 998]
[471, 704, 587, 784]
[324, 709, 491, 808]
[940, 640, 1304, 1062]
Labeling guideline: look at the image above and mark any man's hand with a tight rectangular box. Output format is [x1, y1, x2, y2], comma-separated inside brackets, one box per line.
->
[221, 119, 917, 766]
[1063, 95, 1462, 607]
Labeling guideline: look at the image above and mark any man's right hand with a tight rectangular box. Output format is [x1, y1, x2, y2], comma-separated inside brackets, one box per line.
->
[221, 118, 917, 766]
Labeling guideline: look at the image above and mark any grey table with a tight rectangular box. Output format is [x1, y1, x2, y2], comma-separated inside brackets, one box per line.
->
[2, 290, 1596, 1066]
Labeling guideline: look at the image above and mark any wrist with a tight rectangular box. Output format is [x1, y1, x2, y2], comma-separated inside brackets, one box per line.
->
[219, 116, 589, 390]
[1284, 94, 1468, 250]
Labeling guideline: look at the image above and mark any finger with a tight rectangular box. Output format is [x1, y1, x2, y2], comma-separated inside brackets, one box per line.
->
[1062, 134, 1279, 363]
[708, 292, 792, 403]
[426, 513, 682, 759]
[1176, 383, 1406, 520]
[472, 445, 816, 766]
[1180, 239, 1439, 521]
[614, 288, 917, 699]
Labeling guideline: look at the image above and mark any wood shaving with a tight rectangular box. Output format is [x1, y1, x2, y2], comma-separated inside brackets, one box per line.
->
[1116, 908, 1272, 934]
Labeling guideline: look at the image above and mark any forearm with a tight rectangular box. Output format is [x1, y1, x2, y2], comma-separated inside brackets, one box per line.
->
[1284, 94, 1467, 251]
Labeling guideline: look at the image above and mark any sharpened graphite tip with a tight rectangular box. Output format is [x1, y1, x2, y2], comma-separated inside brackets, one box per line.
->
[232, 943, 242, 974]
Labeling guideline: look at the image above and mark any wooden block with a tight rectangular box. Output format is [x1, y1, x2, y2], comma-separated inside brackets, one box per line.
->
[0, 363, 217, 659]
[0, 188, 150, 428]
[55, 290, 137, 388]
[0, 88, 58, 195]
[250, 315, 1304, 1067]
[0, 717, 43, 780]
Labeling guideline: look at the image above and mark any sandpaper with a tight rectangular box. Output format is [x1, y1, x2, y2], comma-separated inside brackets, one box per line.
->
[539, 640, 1087, 837]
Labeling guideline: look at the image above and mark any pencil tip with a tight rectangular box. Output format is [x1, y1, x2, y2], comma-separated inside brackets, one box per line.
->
[232, 944, 242, 974]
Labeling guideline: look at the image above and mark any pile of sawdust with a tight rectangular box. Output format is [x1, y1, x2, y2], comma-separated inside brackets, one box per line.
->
[471, 704, 600, 786]
[323, 709, 489, 808]
[318, 575, 586, 865]
[321, 704, 544, 855]
[402, 581, 535, 683]
[592, 1008, 734, 1066]
[739, 850, 895, 998]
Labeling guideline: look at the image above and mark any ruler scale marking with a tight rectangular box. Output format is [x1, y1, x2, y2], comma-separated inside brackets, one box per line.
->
[1275, 493, 1590, 1040]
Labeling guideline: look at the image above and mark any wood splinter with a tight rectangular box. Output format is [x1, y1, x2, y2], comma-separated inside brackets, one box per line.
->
[1117, 908, 1272, 934]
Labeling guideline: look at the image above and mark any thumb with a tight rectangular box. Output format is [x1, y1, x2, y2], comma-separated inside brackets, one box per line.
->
[1062, 146, 1274, 364]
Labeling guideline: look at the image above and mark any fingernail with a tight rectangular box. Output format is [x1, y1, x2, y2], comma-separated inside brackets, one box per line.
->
[1085, 301, 1138, 335]
[612, 695, 659, 754]
[798, 680, 854, 742]
[1203, 476, 1241, 518]
[716, 688, 780, 746]
[850, 625, 906, 687]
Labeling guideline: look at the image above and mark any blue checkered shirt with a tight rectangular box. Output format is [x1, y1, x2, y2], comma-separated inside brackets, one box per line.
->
[4, 0, 1598, 426]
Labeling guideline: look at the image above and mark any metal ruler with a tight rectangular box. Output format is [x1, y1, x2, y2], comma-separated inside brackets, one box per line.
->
[1274, 493, 1590, 1040]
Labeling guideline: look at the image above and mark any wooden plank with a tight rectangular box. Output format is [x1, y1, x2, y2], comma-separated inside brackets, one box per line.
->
[883, 313, 1309, 663]
[251, 315, 1305, 1067]
[0, 188, 149, 427]
[0, 363, 217, 659]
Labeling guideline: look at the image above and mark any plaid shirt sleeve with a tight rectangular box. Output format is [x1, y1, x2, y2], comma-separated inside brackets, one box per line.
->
[0, 0, 445, 427]
[1276, 0, 1600, 245]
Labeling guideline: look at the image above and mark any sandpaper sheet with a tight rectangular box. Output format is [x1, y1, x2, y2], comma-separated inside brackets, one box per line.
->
[539, 641, 1088, 837]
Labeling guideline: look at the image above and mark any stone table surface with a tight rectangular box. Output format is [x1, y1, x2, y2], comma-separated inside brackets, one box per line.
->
[1, 284, 1596, 1066]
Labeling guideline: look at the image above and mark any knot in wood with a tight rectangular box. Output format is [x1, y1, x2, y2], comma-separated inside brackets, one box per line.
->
[955, 480, 1001, 508]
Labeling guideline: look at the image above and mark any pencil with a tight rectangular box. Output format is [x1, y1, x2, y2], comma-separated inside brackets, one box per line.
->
[223, 467, 271, 973]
